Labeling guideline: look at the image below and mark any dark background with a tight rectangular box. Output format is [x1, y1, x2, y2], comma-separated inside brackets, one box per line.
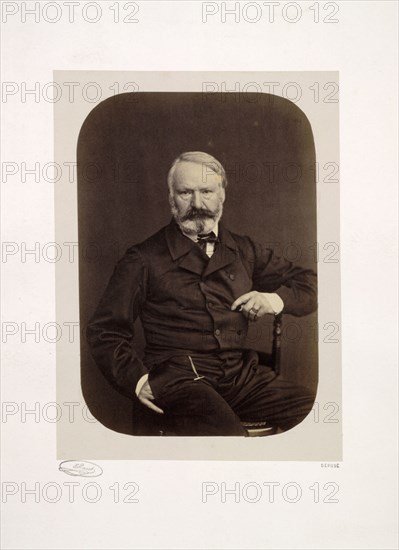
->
[77, 92, 318, 435]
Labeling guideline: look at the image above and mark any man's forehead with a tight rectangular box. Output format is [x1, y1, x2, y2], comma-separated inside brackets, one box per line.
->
[174, 161, 221, 186]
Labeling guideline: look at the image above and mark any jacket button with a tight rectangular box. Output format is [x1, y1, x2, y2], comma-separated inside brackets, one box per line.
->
[214, 329, 221, 336]
[208, 302, 214, 308]
[229, 273, 235, 281]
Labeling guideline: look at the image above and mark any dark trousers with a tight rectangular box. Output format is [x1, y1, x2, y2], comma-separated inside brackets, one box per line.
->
[148, 350, 315, 436]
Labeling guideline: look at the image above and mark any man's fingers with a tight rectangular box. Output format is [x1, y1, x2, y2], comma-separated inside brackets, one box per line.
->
[141, 382, 155, 400]
[234, 297, 256, 319]
[140, 397, 164, 414]
[240, 297, 254, 312]
[243, 297, 256, 311]
[242, 297, 263, 321]
[231, 292, 255, 311]
[138, 382, 164, 413]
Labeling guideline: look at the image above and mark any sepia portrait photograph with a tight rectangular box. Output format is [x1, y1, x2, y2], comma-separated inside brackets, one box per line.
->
[54, 71, 340, 460]
[79, 91, 318, 438]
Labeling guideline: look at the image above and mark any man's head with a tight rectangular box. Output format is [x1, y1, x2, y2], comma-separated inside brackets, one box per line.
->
[167, 151, 227, 235]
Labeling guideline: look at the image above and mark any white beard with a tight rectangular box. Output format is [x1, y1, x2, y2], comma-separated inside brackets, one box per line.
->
[169, 196, 224, 236]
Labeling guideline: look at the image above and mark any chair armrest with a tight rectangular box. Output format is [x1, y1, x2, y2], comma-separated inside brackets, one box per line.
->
[271, 313, 283, 375]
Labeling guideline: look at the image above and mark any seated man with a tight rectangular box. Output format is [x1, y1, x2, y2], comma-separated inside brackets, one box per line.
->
[87, 151, 317, 436]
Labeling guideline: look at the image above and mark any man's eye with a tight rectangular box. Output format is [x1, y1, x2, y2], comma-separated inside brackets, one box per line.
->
[202, 190, 212, 195]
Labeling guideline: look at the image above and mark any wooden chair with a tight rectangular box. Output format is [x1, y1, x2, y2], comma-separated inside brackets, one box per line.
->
[133, 314, 283, 437]
[240, 313, 282, 437]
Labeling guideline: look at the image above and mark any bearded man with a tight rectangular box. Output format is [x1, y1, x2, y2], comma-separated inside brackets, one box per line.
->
[87, 151, 317, 436]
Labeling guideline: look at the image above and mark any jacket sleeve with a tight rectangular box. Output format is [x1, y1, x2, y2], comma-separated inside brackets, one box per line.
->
[86, 246, 149, 398]
[250, 239, 317, 316]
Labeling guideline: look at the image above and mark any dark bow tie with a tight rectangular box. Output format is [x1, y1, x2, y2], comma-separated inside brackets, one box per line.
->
[196, 232, 218, 254]
[197, 231, 218, 244]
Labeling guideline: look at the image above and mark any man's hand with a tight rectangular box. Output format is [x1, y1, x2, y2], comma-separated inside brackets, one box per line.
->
[137, 380, 164, 414]
[231, 291, 283, 321]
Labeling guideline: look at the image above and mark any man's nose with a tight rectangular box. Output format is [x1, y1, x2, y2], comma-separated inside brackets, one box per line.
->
[191, 191, 202, 209]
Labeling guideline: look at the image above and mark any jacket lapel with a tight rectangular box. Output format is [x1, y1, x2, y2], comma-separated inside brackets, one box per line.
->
[165, 220, 206, 276]
[202, 225, 239, 278]
[178, 248, 208, 276]
[165, 220, 239, 278]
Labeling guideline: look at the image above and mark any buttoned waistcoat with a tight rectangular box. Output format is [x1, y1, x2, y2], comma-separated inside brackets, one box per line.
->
[86, 220, 317, 398]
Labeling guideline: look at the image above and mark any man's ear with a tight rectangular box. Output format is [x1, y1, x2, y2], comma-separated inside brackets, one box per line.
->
[219, 184, 226, 203]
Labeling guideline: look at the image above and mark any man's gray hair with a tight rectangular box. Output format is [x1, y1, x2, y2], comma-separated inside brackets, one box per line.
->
[167, 151, 227, 192]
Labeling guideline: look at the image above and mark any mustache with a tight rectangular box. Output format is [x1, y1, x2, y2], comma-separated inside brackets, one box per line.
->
[181, 207, 216, 221]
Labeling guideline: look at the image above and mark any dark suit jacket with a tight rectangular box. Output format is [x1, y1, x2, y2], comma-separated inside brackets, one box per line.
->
[86, 220, 317, 398]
